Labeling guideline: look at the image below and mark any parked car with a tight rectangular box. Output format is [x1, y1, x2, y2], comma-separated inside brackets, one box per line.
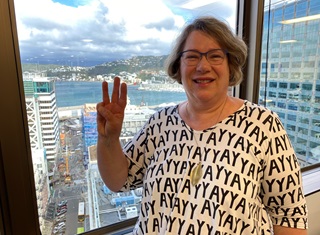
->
[55, 216, 66, 223]
[57, 205, 67, 210]
[53, 225, 65, 234]
[56, 209, 67, 216]
[57, 208, 65, 213]
[55, 221, 65, 228]
[56, 214, 66, 219]
[57, 200, 67, 207]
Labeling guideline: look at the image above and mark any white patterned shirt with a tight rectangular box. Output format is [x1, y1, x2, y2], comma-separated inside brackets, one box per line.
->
[121, 101, 308, 235]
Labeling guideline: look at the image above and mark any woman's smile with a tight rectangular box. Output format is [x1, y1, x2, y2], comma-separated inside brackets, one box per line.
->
[193, 78, 215, 84]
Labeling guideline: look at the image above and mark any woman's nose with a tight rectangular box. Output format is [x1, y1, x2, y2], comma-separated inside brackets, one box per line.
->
[196, 56, 211, 72]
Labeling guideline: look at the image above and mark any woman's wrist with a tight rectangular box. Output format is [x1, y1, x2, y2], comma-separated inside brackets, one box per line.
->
[98, 133, 119, 145]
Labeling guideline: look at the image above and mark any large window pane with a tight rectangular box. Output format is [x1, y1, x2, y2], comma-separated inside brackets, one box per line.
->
[259, 0, 320, 168]
[13, 0, 238, 234]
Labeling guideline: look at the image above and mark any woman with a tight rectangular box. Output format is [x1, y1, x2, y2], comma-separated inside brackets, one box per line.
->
[96, 16, 308, 234]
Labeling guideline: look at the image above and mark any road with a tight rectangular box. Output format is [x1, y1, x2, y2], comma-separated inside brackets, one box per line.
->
[53, 184, 86, 234]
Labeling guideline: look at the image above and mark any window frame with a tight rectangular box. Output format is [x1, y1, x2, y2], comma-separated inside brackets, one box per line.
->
[0, 0, 40, 233]
[1, 0, 319, 234]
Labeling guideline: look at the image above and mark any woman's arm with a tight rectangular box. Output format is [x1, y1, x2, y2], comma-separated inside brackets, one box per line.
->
[96, 77, 129, 191]
[97, 134, 128, 192]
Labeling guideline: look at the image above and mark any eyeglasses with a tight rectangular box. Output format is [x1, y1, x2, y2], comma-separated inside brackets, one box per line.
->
[180, 49, 228, 66]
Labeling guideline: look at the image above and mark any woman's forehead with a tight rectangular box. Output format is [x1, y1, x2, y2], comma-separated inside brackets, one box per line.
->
[183, 31, 221, 50]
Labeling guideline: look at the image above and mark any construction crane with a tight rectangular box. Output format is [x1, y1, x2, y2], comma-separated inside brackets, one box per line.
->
[64, 133, 72, 184]
[64, 153, 72, 184]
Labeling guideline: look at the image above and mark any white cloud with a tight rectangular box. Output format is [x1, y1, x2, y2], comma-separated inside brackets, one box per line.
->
[97, 0, 185, 43]
[13, 0, 236, 66]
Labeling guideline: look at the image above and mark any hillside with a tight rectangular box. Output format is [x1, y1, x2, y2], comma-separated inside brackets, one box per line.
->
[22, 55, 168, 76]
[87, 55, 168, 76]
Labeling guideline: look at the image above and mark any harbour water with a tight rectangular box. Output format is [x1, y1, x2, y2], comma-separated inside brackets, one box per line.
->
[54, 81, 187, 108]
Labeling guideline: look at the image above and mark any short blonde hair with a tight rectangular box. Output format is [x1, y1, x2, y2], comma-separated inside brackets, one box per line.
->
[165, 16, 247, 86]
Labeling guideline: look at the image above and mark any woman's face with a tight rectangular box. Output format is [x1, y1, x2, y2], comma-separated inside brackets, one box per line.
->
[180, 30, 230, 105]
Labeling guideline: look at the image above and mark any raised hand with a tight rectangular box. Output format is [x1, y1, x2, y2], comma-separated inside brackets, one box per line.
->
[96, 77, 127, 138]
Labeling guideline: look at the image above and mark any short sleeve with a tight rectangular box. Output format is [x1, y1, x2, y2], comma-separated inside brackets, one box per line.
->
[261, 113, 308, 229]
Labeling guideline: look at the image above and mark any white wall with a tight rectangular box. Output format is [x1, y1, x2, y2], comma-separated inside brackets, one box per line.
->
[306, 191, 320, 235]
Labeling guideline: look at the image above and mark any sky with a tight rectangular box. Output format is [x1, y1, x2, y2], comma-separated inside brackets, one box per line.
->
[13, 0, 237, 66]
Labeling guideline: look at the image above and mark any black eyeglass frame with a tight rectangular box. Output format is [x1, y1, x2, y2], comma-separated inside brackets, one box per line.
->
[179, 49, 228, 66]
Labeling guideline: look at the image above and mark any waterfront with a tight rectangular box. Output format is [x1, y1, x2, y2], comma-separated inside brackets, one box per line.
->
[54, 81, 187, 108]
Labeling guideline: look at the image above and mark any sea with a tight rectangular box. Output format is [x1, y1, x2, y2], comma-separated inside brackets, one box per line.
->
[54, 81, 187, 108]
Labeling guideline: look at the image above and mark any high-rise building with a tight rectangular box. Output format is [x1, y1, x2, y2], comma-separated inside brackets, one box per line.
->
[23, 75, 60, 164]
[23, 75, 60, 230]
[260, 0, 320, 167]
[81, 100, 155, 165]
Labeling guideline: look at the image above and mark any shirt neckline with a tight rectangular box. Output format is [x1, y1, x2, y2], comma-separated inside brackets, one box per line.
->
[174, 100, 247, 133]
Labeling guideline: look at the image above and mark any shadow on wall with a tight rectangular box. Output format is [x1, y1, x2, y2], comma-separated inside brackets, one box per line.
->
[306, 192, 320, 235]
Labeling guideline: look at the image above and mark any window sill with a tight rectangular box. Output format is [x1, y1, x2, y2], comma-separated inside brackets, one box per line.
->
[302, 163, 320, 196]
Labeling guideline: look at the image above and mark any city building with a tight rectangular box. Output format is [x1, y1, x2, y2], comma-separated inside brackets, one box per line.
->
[82, 104, 98, 169]
[86, 143, 141, 230]
[23, 75, 60, 231]
[260, 0, 320, 167]
[82, 101, 155, 164]
[80, 101, 155, 230]
[32, 148, 50, 227]
[23, 75, 60, 164]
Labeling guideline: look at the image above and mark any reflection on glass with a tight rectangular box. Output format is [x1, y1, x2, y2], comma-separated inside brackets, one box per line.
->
[13, 0, 237, 234]
[259, 0, 320, 168]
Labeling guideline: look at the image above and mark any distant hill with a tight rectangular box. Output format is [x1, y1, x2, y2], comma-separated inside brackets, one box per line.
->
[22, 63, 61, 72]
[22, 55, 168, 75]
[87, 55, 168, 76]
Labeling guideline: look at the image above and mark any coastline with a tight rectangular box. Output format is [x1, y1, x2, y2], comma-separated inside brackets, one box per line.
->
[54, 81, 187, 108]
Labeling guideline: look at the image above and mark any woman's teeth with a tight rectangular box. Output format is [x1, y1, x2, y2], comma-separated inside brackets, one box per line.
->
[195, 79, 212, 83]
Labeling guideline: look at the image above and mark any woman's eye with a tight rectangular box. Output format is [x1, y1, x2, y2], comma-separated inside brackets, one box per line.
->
[209, 54, 222, 59]
[186, 54, 199, 59]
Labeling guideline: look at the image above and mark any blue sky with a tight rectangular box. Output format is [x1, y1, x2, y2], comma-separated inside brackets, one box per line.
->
[14, 0, 236, 66]
[52, 0, 91, 7]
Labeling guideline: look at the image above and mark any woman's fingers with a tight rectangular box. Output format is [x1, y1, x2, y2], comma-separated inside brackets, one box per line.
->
[102, 81, 110, 104]
[99, 76, 127, 119]
[111, 77, 120, 104]
[97, 77, 127, 137]
[110, 77, 127, 107]
[119, 82, 127, 107]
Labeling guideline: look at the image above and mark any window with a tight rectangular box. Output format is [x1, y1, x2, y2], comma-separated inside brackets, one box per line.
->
[279, 82, 288, 88]
[296, 0, 307, 18]
[259, 0, 320, 167]
[269, 81, 277, 87]
[284, 4, 294, 20]
[3, 0, 320, 234]
[11, 0, 238, 234]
